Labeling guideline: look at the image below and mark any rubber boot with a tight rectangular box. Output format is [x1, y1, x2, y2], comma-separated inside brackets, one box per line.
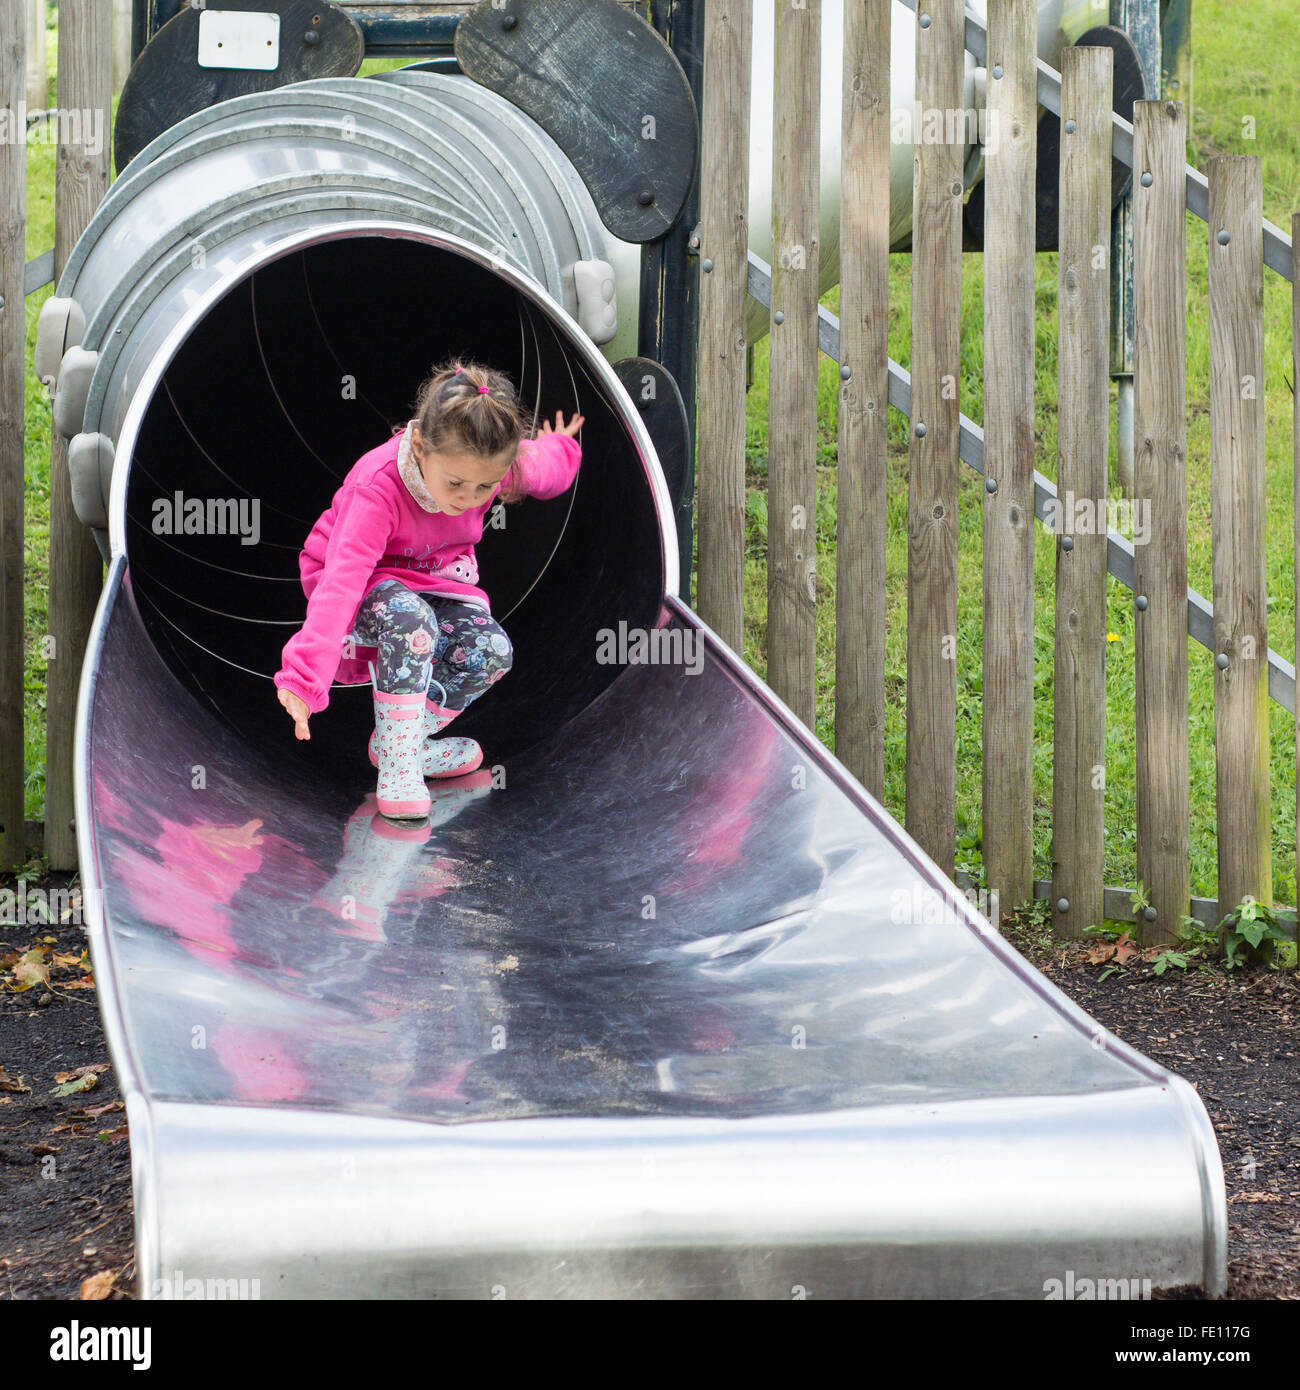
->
[372, 688, 431, 820]
[368, 696, 483, 779]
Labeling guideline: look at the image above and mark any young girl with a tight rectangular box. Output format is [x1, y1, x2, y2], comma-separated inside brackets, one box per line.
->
[274, 358, 584, 820]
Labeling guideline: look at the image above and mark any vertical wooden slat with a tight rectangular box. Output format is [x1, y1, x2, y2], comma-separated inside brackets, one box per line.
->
[834, 0, 889, 800]
[27, 0, 46, 108]
[1209, 156, 1271, 920]
[1, 0, 28, 871]
[46, 0, 111, 870]
[767, 0, 821, 729]
[981, 0, 1036, 917]
[696, 0, 753, 653]
[1132, 100, 1189, 946]
[1294, 211, 1300, 921]
[906, 0, 963, 878]
[1052, 46, 1112, 939]
[112, 0, 132, 94]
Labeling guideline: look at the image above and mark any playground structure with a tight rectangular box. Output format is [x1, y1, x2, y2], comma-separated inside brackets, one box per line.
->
[3, 0, 1287, 1295]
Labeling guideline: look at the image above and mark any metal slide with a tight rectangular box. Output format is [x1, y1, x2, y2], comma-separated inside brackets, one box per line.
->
[46, 61, 1226, 1297]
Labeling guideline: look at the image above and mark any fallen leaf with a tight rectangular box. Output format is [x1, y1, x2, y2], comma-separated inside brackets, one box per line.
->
[0, 1068, 29, 1094]
[58, 977, 95, 991]
[1086, 943, 1116, 964]
[83, 1099, 123, 1119]
[53, 1074, 99, 1097]
[96, 1125, 128, 1142]
[80, 1269, 116, 1300]
[52, 952, 82, 969]
[53, 1064, 109, 1085]
[1114, 935, 1139, 965]
[10, 948, 51, 992]
[0, 950, 20, 970]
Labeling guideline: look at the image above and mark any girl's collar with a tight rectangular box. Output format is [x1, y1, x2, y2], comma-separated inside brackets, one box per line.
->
[397, 421, 442, 514]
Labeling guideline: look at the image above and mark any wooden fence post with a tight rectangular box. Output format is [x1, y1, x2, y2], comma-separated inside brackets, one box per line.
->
[1294, 210, 1300, 924]
[834, 0, 890, 803]
[767, 0, 821, 730]
[906, 0, 963, 879]
[1132, 99, 1189, 946]
[1, 0, 28, 872]
[46, 0, 111, 871]
[112, 0, 132, 95]
[696, 0, 752, 655]
[981, 0, 1037, 917]
[27, 0, 46, 109]
[1209, 155, 1271, 921]
[1052, 45, 1112, 938]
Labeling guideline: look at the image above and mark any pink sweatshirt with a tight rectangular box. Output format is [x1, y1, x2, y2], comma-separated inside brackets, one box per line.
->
[274, 422, 582, 715]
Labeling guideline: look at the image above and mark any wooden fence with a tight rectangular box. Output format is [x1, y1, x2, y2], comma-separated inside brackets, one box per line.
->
[696, 0, 1299, 945]
[4, 0, 1298, 951]
[3, 0, 657, 879]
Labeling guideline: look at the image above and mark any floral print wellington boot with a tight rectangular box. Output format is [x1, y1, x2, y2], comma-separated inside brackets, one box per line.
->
[368, 697, 483, 779]
[371, 688, 432, 820]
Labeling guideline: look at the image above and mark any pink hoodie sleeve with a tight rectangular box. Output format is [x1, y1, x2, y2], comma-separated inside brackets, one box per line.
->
[274, 482, 397, 716]
[515, 432, 581, 499]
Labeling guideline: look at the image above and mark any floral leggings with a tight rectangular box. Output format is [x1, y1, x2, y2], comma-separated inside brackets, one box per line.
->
[350, 579, 513, 711]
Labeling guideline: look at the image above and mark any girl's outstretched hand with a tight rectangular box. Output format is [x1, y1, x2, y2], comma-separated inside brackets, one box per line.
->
[278, 687, 311, 740]
[538, 410, 584, 438]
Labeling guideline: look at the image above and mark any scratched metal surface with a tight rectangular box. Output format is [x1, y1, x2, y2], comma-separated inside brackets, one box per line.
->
[85, 565, 1156, 1122]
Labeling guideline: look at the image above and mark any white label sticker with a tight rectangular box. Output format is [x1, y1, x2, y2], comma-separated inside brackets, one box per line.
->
[197, 11, 282, 72]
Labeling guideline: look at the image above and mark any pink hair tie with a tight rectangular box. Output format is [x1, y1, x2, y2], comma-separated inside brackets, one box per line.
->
[478, 386, 490, 394]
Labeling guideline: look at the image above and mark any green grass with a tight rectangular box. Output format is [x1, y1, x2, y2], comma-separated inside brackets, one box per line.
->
[15, 2, 1300, 915]
[712, 0, 1300, 911]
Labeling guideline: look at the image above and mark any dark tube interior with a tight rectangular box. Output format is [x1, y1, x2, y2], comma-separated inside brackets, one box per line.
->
[124, 234, 665, 776]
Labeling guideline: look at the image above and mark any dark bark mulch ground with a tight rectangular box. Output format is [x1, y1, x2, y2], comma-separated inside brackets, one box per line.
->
[2, 866, 1297, 1299]
[1004, 916, 1300, 1300]
[0, 871, 134, 1300]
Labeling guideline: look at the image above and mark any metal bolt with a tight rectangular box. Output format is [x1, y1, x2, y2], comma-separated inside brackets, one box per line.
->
[773, 310, 785, 325]
[1064, 119, 1076, 134]
[992, 65, 1003, 79]
[985, 477, 997, 493]
[1143, 906, 1158, 922]
[1057, 898, 1069, 913]
[1141, 171, 1153, 187]
[1136, 594, 1148, 611]
[0, 295, 5, 309]
[914, 422, 926, 438]
[920, 13, 931, 29]
[638, 189, 655, 207]
[1061, 535, 1074, 551]
[1217, 229, 1230, 245]
[304, 29, 318, 44]
[502, 13, 517, 30]
[839, 364, 851, 380]
[702, 258, 714, 273]
[1216, 652, 1229, 670]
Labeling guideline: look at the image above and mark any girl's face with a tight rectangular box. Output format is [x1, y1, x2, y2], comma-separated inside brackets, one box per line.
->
[412, 428, 514, 516]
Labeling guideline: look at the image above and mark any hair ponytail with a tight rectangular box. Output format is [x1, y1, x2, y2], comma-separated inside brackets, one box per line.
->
[406, 357, 533, 503]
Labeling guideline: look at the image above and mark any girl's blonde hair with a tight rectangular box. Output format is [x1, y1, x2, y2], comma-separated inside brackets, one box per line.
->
[399, 358, 533, 504]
